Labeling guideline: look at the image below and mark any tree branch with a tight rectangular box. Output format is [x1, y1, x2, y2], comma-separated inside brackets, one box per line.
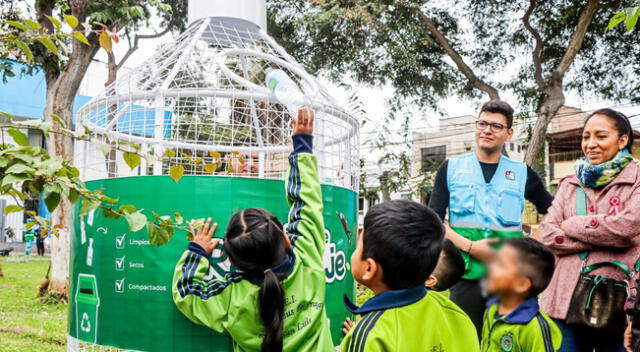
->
[522, 0, 545, 89]
[116, 28, 171, 70]
[598, 0, 622, 9]
[415, 11, 500, 100]
[554, 0, 601, 80]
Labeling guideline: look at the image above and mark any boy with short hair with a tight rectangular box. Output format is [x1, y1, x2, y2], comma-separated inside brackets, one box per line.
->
[341, 200, 479, 352]
[426, 238, 466, 292]
[482, 237, 561, 352]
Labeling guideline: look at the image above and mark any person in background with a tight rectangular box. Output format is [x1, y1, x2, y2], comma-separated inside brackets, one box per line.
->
[429, 100, 554, 334]
[341, 200, 479, 352]
[36, 227, 45, 256]
[539, 108, 640, 352]
[482, 237, 562, 352]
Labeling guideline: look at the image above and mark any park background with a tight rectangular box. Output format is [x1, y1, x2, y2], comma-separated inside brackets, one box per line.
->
[0, 0, 639, 351]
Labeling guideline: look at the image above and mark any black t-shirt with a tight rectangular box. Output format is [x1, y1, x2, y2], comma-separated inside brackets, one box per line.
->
[428, 159, 554, 220]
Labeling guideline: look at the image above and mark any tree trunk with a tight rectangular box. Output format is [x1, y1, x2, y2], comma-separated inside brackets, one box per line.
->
[523, 83, 565, 168]
[45, 40, 101, 299]
[46, 97, 74, 298]
[105, 52, 118, 178]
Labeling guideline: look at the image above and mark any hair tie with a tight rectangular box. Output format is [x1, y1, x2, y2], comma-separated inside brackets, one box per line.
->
[264, 268, 272, 275]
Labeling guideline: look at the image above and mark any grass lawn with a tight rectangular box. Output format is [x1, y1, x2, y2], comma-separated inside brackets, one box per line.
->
[0, 256, 66, 352]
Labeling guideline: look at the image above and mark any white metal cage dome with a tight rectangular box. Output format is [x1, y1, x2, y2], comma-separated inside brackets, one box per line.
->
[75, 17, 359, 190]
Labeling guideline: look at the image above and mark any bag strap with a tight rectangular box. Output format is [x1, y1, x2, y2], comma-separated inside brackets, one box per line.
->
[582, 260, 632, 277]
[575, 186, 632, 277]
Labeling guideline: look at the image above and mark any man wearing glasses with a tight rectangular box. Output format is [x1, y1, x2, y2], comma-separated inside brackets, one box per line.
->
[428, 100, 553, 335]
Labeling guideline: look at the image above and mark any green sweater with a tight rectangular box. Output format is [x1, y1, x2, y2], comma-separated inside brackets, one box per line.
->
[482, 297, 562, 352]
[172, 145, 334, 351]
[341, 289, 480, 352]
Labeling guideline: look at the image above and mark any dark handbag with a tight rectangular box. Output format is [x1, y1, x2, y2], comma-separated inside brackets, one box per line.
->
[565, 187, 633, 332]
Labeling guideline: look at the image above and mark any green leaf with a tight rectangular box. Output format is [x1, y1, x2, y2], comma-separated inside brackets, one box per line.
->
[23, 19, 41, 30]
[4, 204, 23, 215]
[169, 165, 184, 183]
[6, 164, 32, 174]
[7, 128, 29, 146]
[71, 32, 90, 45]
[608, 12, 627, 30]
[103, 207, 121, 219]
[147, 222, 173, 246]
[124, 211, 147, 232]
[626, 7, 640, 31]
[44, 192, 61, 212]
[164, 149, 176, 158]
[118, 205, 137, 215]
[7, 21, 27, 31]
[2, 173, 28, 187]
[79, 199, 100, 217]
[35, 37, 59, 56]
[45, 15, 62, 30]
[64, 14, 79, 28]
[91, 138, 112, 156]
[68, 189, 80, 204]
[13, 40, 33, 62]
[123, 152, 141, 169]
[50, 114, 66, 128]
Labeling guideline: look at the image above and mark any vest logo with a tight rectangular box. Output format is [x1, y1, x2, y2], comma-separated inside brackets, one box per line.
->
[505, 171, 515, 181]
[500, 333, 514, 352]
[323, 228, 347, 284]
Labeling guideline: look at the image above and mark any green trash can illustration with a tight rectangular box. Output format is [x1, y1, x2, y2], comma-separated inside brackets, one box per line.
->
[75, 274, 100, 343]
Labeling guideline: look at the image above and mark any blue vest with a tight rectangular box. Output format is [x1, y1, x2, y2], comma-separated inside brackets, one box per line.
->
[447, 153, 528, 234]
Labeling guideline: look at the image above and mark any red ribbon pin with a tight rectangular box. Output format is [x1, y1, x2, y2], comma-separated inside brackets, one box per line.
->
[609, 196, 621, 215]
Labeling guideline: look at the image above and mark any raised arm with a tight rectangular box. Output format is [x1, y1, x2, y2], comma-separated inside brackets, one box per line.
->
[539, 181, 593, 256]
[172, 220, 236, 332]
[562, 185, 640, 248]
[285, 109, 325, 270]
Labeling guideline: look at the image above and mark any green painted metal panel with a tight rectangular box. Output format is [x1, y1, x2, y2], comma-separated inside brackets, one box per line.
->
[68, 176, 356, 351]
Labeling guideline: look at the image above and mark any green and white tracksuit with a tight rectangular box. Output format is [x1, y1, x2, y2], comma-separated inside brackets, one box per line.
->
[448, 153, 528, 279]
[172, 134, 334, 352]
[341, 288, 480, 352]
[481, 297, 562, 352]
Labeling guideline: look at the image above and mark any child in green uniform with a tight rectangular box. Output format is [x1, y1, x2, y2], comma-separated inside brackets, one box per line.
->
[482, 237, 561, 352]
[172, 109, 334, 352]
[341, 201, 479, 352]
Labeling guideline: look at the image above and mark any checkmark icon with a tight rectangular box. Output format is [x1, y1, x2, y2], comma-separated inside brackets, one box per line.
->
[115, 256, 125, 271]
[115, 234, 126, 249]
[115, 278, 125, 293]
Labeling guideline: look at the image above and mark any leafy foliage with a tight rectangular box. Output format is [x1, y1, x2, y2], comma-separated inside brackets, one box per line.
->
[608, 0, 640, 31]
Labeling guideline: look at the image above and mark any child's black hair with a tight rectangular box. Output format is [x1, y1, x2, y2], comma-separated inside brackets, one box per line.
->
[223, 208, 287, 352]
[504, 237, 555, 298]
[431, 238, 465, 291]
[362, 200, 444, 290]
[585, 108, 634, 152]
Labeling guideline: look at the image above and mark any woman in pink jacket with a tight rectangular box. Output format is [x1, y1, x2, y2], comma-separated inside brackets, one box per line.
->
[540, 108, 640, 352]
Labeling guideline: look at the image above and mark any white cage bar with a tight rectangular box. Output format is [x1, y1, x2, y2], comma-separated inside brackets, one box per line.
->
[74, 17, 359, 191]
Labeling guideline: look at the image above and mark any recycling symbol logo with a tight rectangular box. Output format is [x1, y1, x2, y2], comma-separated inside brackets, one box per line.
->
[80, 312, 91, 333]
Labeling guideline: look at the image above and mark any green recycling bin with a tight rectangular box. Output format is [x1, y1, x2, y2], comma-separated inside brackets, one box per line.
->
[75, 274, 100, 344]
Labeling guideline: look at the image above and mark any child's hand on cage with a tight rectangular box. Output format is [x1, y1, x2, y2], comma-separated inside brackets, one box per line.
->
[192, 218, 220, 256]
[293, 108, 314, 135]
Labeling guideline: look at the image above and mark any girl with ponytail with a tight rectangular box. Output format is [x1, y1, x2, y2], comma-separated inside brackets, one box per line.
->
[173, 109, 334, 352]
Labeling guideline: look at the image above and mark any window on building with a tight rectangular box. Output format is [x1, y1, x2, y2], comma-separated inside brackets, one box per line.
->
[510, 143, 514, 151]
[358, 197, 364, 211]
[421, 145, 446, 172]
